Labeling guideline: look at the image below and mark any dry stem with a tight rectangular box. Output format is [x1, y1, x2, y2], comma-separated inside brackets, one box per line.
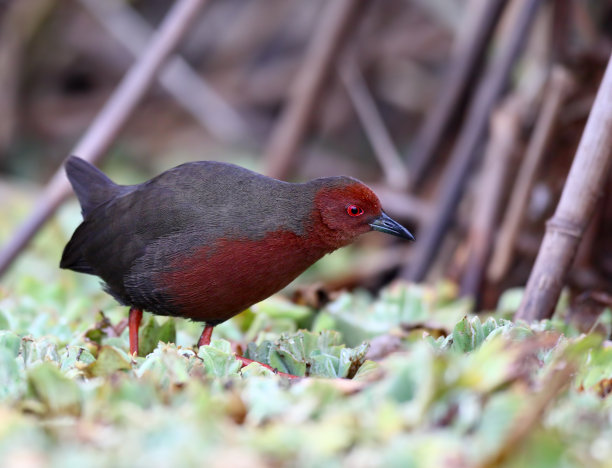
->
[488, 66, 574, 282]
[78, 0, 250, 143]
[404, 0, 542, 282]
[263, 0, 365, 180]
[459, 96, 522, 300]
[517, 53, 612, 321]
[339, 57, 408, 190]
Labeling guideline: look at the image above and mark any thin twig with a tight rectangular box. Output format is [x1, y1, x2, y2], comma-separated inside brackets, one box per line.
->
[517, 53, 612, 322]
[339, 57, 408, 190]
[263, 0, 366, 180]
[0, 0, 208, 278]
[78, 0, 250, 144]
[406, 0, 507, 190]
[369, 184, 434, 225]
[488, 66, 574, 282]
[403, 0, 543, 282]
[459, 96, 523, 300]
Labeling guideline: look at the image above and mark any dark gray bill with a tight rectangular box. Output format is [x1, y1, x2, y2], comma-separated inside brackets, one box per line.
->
[369, 211, 415, 241]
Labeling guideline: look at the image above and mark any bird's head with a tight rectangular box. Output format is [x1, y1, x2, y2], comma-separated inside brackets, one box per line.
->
[310, 177, 414, 248]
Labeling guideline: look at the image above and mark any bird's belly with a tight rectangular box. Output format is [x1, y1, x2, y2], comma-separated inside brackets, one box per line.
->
[156, 231, 326, 323]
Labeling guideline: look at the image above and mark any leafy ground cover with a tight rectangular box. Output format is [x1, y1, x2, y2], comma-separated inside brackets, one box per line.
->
[1, 203, 612, 467]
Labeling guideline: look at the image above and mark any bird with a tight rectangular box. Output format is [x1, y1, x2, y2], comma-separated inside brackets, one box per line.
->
[60, 156, 414, 371]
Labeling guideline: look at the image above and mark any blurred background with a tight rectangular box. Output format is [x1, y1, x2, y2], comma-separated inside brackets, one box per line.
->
[0, 0, 611, 314]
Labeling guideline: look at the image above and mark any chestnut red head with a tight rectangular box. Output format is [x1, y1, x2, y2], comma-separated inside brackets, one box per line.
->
[312, 178, 414, 248]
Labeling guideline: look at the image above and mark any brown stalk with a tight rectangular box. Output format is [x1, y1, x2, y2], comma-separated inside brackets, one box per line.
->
[368, 185, 434, 225]
[404, 0, 543, 283]
[263, 0, 366, 180]
[78, 0, 251, 144]
[339, 57, 408, 191]
[406, 0, 507, 190]
[488, 66, 574, 283]
[459, 97, 523, 300]
[0, 0, 208, 278]
[516, 53, 612, 322]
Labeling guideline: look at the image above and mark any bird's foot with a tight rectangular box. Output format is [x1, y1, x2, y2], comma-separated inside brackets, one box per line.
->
[196, 324, 299, 379]
[236, 356, 300, 380]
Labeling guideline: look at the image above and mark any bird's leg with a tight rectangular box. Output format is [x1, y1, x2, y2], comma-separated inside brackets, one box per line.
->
[196, 325, 299, 379]
[198, 324, 214, 347]
[235, 356, 300, 380]
[128, 307, 143, 356]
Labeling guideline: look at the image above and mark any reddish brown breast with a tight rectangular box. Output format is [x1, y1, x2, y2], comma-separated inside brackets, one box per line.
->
[157, 229, 331, 323]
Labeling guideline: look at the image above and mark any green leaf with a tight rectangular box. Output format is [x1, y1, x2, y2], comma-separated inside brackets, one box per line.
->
[138, 314, 158, 356]
[0, 310, 9, 330]
[59, 346, 96, 377]
[138, 315, 177, 356]
[0, 347, 24, 400]
[197, 339, 241, 377]
[84, 311, 114, 345]
[496, 288, 524, 315]
[157, 318, 177, 344]
[245, 330, 368, 378]
[20, 337, 60, 367]
[83, 346, 132, 377]
[253, 297, 313, 321]
[0, 331, 21, 357]
[452, 316, 484, 352]
[352, 360, 380, 381]
[26, 362, 81, 416]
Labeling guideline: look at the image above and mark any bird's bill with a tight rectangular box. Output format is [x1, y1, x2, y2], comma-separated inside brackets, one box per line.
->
[369, 212, 415, 241]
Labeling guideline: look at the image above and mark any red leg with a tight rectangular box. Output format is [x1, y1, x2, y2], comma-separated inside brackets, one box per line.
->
[128, 307, 143, 356]
[197, 325, 299, 379]
[198, 324, 214, 347]
[236, 356, 300, 380]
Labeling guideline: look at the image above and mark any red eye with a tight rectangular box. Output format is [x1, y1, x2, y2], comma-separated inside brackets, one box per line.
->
[346, 204, 364, 217]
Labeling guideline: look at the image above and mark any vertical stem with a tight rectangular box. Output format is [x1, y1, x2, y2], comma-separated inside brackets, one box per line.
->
[404, 0, 542, 282]
[460, 97, 522, 300]
[516, 53, 612, 321]
[407, 0, 507, 190]
[263, 0, 365, 180]
[339, 58, 408, 190]
[488, 66, 574, 282]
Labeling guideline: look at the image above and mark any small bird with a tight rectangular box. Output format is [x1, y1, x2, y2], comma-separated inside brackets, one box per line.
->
[60, 156, 414, 366]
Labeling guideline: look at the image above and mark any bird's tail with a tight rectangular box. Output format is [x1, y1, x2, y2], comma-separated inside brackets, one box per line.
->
[65, 156, 119, 217]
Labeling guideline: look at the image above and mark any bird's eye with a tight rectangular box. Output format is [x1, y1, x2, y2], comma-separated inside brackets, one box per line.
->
[346, 204, 364, 217]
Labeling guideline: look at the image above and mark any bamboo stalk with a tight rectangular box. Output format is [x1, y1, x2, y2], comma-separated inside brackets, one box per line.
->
[0, 0, 208, 278]
[263, 0, 365, 180]
[78, 0, 250, 143]
[516, 53, 612, 321]
[339, 58, 408, 191]
[406, 0, 507, 190]
[403, 0, 542, 283]
[488, 66, 574, 282]
[459, 97, 522, 300]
